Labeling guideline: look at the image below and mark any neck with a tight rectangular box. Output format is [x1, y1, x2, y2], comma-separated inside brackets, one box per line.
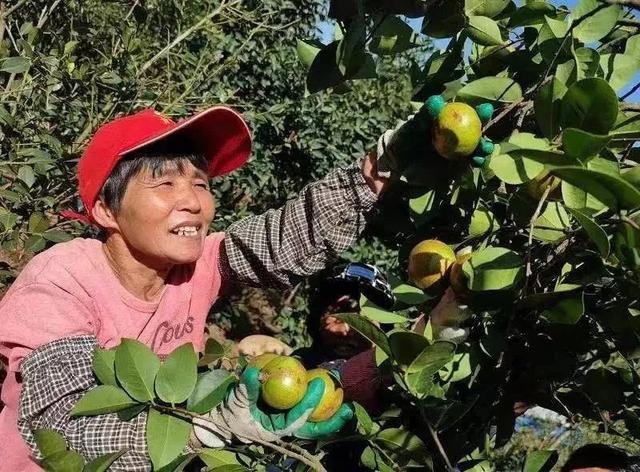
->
[102, 235, 170, 302]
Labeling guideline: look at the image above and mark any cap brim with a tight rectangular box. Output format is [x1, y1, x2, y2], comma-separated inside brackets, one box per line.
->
[121, 106, 252, 177]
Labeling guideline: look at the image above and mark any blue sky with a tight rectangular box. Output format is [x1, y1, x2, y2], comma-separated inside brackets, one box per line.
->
[317, 0, 639, 102]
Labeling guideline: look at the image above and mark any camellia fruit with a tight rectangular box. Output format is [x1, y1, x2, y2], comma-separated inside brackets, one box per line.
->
[432, 102, 482, 160]
[408, 239, 456, 289]
[306, 368, 344, 422]
[260, 356, 308, 410]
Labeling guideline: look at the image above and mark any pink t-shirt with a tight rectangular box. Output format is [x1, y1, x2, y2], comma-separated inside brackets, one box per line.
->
[0, 233, 226, 471]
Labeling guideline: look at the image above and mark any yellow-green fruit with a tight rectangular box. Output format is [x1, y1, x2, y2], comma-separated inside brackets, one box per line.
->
[248, 352, 280, 369]
[450, 250, 473, 298]
[260, 356, 308, 410]
[306, 368, 344, 422]
[526, 170, 560, 200]
[432, 103, 482, 160]
[408, 239, 457, 289]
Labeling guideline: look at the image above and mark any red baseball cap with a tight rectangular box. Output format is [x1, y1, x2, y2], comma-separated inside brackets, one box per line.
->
[63, 106, 251, 222]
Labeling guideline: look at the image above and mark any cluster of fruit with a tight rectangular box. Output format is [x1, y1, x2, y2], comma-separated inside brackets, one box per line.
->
[249, 353, 344, 422]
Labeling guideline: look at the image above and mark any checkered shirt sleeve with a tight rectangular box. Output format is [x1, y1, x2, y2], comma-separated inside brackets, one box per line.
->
[221, 159, 378, 288]
[18, 335, 151, 471]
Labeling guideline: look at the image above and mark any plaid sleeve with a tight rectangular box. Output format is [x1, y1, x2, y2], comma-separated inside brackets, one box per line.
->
[17, 336, 151, 471]
[220, 159, 378, 289]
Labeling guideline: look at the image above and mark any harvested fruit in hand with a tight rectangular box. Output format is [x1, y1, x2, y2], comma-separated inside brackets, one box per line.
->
[306, 368, 344, 422]
[259, 356, 308, 410]
[432, 102, 483, 160]
[248, 352, 280, 369]
[408, 239, 456, 289]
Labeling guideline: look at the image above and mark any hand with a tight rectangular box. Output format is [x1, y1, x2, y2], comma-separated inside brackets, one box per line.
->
[375, 96, 495, 181]
[192, 366, 354, 448]
[429, 288, 471, 343]
[238, 335, 293, 357]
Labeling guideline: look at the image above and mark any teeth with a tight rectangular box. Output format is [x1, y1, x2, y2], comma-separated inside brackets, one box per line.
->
[172, 225, 199, 236]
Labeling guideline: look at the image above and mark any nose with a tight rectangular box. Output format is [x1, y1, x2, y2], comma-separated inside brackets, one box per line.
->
[176, 184, 202, 213]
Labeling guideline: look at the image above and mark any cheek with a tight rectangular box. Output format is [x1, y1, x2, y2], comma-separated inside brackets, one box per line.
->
[203, 194, 215, 222]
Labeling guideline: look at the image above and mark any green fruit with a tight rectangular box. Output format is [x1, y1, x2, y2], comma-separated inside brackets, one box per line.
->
[432, 102, 482, 160]
[248, 352, 279, 369]
[306, 369, 344, 422]
[260, 356, 308, 410]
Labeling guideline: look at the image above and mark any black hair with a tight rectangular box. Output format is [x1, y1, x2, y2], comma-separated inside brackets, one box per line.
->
[98, 137, 208, 214]
[561, 443, 640, 471]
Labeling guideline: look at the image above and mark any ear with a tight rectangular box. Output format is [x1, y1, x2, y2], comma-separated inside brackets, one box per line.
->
[92, 199, 120, 232]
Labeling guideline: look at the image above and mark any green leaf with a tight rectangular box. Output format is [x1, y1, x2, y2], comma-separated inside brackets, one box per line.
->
[42, 451, 85, 472]
[439, 351, 473, 383]
[24, 234, 46, 253]
[534, 77, 567, 139]
[186, 369, 235, 414]
[508, 1, 557, 27]
[375, 428, 433, 468]
[114, 339, 160, 403]
[465, 0, 511, 18]
[336, 17, 366, 77]
[0, 208, 19, 231]
[18, 165, 35, 188]
[457, 77, 523, 106]
[353, 402, 374, 435]
[369, 16, 418, 56]
[198, 338, 225, 367]
[551, 166, 640, 210]
[532, 202, 571, 242]
[0, 56, 30, 73]
[421, 0, 466, 38]
[360, 446, 396, 472]
[470, 204, 500, 237]
[389, 331, 430, 368]
[572, 0, 620, 43]
[538, 16, 569, 62]
[146, 408, 192, 471]
[542, 284, 585, 324]
[71, 385, 138, 416]
[155, 343, 198, 404]
[462, 247, 524, 291]
[568, 207, 610, 257]
[600, 53, 640, 91]
[117, 403, 147, 422]
[83, 450, 128, 472]
[296, 39, 323, 69]
[466, 16, 504, 46]
[361, 302, 409, 324]
[28, 212, 49, 234]
[407, 341, 456, 375]
[523, 449, 558, 472]
[392, 283, 430, 305]
[335, 313, 392, 357]
[562, 128, 611, 160]
[33, 429, 66, 458]
[573, 47, 601, 81]
[198, 449, 244, 469]
[560, 78, 618, 134]
[42, 229, 73, 243]
[92, 348, 117, 387]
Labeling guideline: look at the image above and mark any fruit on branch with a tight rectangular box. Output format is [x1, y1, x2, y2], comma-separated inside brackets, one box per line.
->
[408, 239, 456, 289]
[306, 368, 344, 422]
[430, 101, 483, 160]
[260, 356, 308, 410]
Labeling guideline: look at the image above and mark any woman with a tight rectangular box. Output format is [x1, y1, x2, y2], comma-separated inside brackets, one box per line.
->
[0, 106, 396, 470]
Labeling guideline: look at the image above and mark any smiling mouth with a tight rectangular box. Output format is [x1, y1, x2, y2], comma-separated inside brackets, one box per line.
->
[170, 225, 202, 237]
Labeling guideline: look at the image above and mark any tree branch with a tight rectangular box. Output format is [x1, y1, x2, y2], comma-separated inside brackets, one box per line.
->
[600, 0, 640, 9]
[621, 102, 640, 112]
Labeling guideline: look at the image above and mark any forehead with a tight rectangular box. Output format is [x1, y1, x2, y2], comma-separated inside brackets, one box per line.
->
[135, 159, 208, 179]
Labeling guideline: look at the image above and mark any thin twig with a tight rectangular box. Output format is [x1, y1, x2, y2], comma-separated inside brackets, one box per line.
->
[426, 420, 454, 471]
[524, 185, 552, 296]
[601, 0, 640, 9]
[0, 0, 28, 19]
[622, 83, 640, 101]
[139, 0, 239, 75]
[621, 102, 640, 111]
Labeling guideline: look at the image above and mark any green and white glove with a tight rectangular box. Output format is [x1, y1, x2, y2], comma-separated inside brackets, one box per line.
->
[192, 367, 353, 448]
[376, 95, 496, 180]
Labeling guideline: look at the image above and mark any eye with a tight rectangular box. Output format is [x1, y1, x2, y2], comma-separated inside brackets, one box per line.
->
[195, 182, 209, 190]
